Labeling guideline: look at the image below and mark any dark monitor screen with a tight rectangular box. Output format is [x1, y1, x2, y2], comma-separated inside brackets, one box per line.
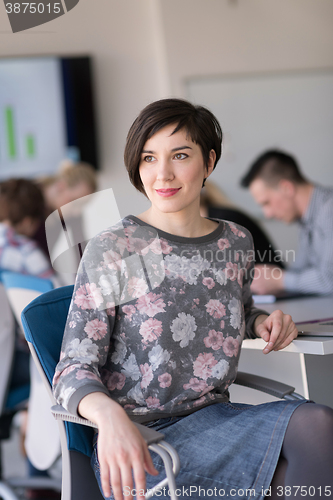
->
[0, 55, 99, 180]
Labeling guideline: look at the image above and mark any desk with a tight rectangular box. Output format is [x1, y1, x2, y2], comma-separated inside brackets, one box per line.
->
[229, 295, 333, 408]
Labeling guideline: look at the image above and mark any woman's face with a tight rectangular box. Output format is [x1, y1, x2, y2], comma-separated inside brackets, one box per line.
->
[139, 124, 215, 216]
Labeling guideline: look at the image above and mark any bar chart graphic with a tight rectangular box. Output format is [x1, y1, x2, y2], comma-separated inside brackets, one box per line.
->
[3, 106, 37, 160]
[0, 58, 67, 179]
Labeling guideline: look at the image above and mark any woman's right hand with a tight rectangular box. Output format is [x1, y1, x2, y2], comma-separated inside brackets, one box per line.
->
[78, 392, 158, 500]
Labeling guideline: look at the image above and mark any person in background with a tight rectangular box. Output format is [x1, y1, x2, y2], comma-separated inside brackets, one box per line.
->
[0, 179, 58, 500]
[0, 178, 54, 279]
[240, 150, 333, 295]
[200, 179, 284, 268]
[34, 160, 98, 261]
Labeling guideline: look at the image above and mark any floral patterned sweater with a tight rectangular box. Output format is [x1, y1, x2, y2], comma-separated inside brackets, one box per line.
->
[53, 215, 267, 423]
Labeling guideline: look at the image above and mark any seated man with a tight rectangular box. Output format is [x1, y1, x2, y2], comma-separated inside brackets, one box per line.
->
[240, 150, 333, 295]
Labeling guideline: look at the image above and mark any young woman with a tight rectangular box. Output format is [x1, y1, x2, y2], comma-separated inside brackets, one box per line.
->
[53, 99, 333, 500]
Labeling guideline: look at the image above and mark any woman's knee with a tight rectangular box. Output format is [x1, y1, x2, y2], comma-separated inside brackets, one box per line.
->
[283, 403, 333, 453]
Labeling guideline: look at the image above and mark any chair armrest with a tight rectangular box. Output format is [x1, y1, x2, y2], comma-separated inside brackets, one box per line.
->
[51, 404, 165, 445]
[51, 404, 180, 500]
[234, 372, 305, 400]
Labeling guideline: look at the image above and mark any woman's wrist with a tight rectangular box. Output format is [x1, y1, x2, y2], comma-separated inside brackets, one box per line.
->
[78, 391, 126, 428]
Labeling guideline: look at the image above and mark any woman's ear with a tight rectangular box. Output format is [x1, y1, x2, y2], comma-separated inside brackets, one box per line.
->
[205, 149, 216, 178]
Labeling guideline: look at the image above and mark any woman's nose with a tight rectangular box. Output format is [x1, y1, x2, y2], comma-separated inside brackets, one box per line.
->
[156, 158, 174, 181]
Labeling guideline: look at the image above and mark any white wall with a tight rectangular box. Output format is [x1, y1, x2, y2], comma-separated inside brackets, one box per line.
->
[0, 0, 162, 216]
[160, 0, 333, 95]
[1, 0, 333, 234]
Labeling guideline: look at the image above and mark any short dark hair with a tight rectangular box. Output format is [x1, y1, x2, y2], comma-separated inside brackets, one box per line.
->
[124, 98, 223, 195]
[0, 178, 45, 225]
[240, 150, 307, 188]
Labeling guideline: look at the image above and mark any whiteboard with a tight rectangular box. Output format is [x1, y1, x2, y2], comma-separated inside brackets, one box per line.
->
[187, 70, 333, 216]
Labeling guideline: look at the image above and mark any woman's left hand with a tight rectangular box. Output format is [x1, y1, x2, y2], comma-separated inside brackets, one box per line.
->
[254, 310, 298, 354]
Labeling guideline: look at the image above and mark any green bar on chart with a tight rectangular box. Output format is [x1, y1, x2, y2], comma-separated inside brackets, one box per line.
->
[26, 134, 35, 158]
[5, 107, 17, 159]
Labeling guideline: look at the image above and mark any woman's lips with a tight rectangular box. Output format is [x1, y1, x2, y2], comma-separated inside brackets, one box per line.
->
[155, 188, 181, 197]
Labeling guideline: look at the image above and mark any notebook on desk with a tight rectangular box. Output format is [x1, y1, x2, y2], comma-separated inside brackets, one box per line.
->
[296, 318, 333, 337]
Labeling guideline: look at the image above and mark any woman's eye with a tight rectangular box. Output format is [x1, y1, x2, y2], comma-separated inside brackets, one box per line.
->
[143, 155, 155, 162]
[174, 153, 187, 160]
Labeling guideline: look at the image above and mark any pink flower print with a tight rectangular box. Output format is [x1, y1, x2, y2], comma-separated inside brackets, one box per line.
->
[149, 237, 164, 255]
[115, 236, 130, 255]
[123, 305, 136, 320]
[223, 336, 240, 357]
[229, 223, 246, 238]
[199, 384, 214, 397]
[132, 237, 151, 255]
[193, 396, 206, 407]
[205, 299, 226, 319]
[124, 225, 137, 237]
[193, 298, 200, 305]
[225, 262, 238, 281]
[136, 293, 166, 317]
[69, 321, 76, 328]
[139, 318, 163, 343]
[217, 238, 230, 250]
[168, 301, 173, 306]
[140, 237, 163, 256]
[103, 249, 122, 270]
[202, 277, 215, 289]
[160, 238, 173, 254]
[76, 370, 100, 382]
[53, 363, 76, 386]
[57, 363, 77, 379]
[193, 352, 217, 380]
[84, 319, 108, 340]
[74, 283, 103, 310]
[179, 290, 185, 294]
[107, 372, 126, 391]
[204, 329, 224, 351]
[220, 320, 225, 330]
[99, 231, 117, 241]
[127, 277, 148, 298]
[140, 363, 153, 388]
[146, 396, 161, 409]
[170, 287, 176, 292]
[183, 377, 208, 392]
[158, 373, 172, 388]
[106, 301, 116, 317]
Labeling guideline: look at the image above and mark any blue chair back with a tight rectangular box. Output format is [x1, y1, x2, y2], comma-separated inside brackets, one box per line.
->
[21, 285, 95, 457]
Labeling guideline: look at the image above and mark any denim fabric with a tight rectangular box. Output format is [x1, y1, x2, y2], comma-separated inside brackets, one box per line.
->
[91, 400, 307, 500]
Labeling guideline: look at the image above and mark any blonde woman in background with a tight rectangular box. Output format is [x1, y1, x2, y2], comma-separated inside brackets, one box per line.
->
[39, 160, 97, 213]
[33, 161, 97, 266]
